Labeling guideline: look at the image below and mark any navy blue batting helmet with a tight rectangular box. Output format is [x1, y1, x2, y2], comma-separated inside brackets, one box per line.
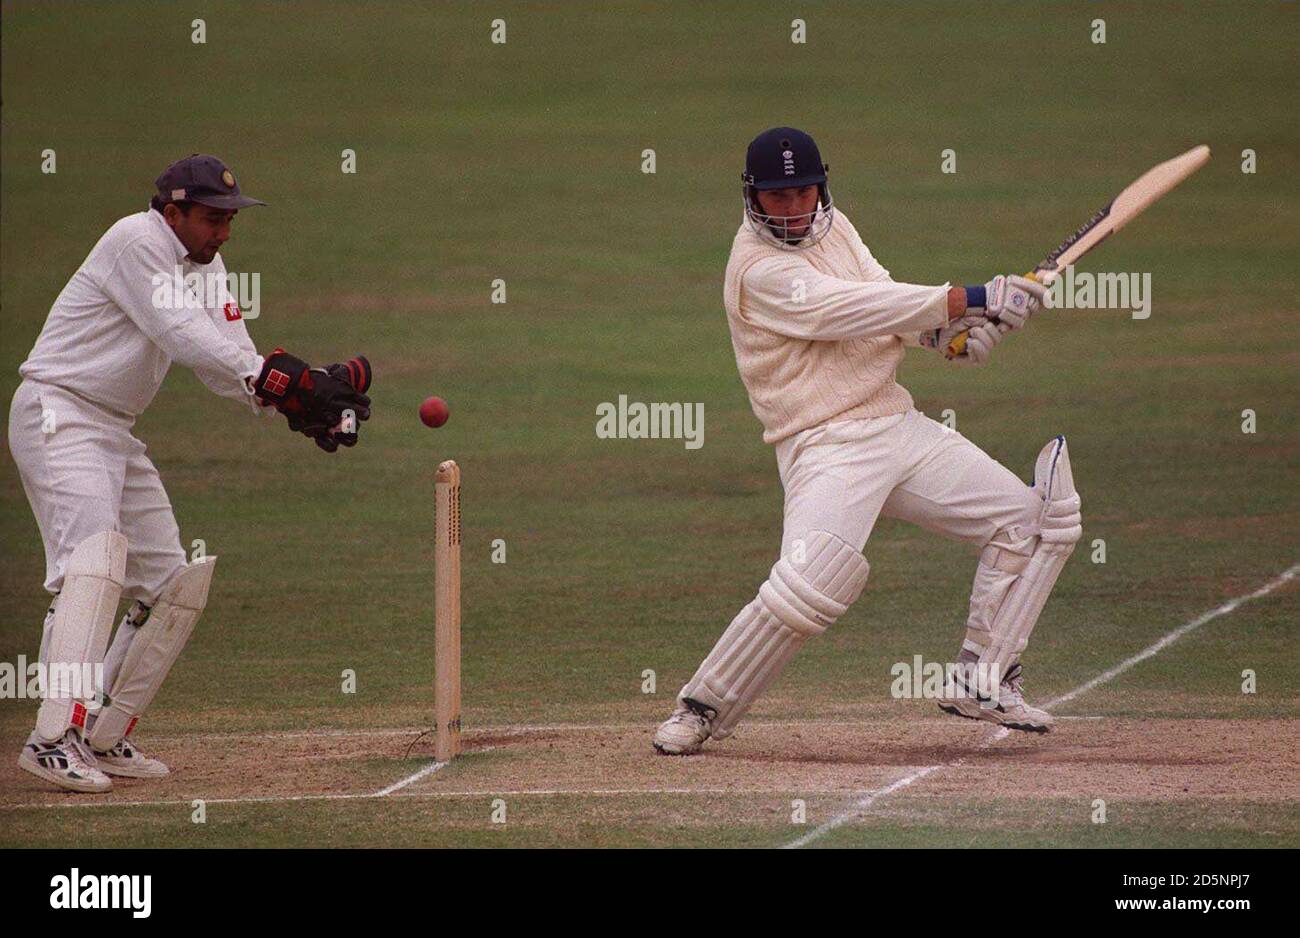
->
[741, 127, 833, 247]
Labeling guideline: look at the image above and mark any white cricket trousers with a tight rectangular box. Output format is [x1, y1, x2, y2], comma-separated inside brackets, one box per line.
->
[775, 408, 1042, 557]
[8, 380, 187, 602]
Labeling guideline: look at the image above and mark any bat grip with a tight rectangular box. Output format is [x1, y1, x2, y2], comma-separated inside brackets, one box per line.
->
[943, 271, 1041, 359]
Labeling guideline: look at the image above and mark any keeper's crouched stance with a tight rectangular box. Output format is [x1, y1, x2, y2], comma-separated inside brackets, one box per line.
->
[10, 155, 373, 792]
[654, 128, 1081, 755]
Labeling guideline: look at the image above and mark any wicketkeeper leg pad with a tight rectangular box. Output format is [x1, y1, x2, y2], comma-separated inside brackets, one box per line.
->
[967, 437, 1082, 673]
[679, 530, 869, 739]
[35, 531, 128, 742]
[87, 556, 216, 749]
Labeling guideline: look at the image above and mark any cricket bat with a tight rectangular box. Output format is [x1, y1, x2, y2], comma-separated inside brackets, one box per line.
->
[946, 144, 1211, 359]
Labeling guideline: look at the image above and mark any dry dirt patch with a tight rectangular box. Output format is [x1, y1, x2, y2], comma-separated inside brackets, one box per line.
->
[2, 716, 1292, 818]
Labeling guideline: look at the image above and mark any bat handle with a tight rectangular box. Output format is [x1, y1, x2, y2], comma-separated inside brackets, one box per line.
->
[943, 271, 1041, 359]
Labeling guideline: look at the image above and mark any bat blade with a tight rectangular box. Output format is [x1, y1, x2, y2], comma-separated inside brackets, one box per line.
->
[946, 144, 1210, 357]
[1033, 144, 1210, 286]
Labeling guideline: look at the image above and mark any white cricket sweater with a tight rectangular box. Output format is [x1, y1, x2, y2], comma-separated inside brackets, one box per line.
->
[723, 209, 949, 444]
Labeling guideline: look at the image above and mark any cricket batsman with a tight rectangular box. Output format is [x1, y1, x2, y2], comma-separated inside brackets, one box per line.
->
[8, 154, 373, 792]
[654, 128, 1081, 755]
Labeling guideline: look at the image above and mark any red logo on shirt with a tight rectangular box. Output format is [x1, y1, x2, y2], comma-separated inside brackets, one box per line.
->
[263, 369, 291, 397]
[223, 302, 242, 321]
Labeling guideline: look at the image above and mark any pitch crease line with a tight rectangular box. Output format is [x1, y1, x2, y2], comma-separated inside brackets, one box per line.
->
[151, 717, 1052, 744]
[152, 711, 1107, 743]
[781, 561, 1299, 849]
[2, 786, 888, 811]
[373, 760, 448, 797]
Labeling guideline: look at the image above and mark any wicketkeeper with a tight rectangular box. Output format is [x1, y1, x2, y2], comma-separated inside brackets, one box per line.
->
[8, 154, 373, 792]
[654, 128, 1081, 755]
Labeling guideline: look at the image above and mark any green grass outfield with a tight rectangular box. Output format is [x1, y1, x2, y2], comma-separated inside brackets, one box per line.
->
[1, 1, 1295, 848]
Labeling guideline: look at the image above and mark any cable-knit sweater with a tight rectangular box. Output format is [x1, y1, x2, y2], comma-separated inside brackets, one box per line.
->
[723, 210, 949, 443]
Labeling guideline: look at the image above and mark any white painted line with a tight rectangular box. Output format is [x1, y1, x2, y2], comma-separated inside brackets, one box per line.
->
[151, 727, 427, 742]
[781, 562, 1299, 849]
[373, 760, 447, 797]
[157, 718, 984, 744]
[1045, 563, 1299, 709]
[782, 728, 1009, 849]
[2, 786, 874, 811]
[5, 790, 396, 812]
[2, 759, 454, 812]
[381, 786, 876, 798]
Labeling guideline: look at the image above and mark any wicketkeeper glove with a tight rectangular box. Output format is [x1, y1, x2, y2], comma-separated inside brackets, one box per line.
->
[255, 350, 372, 452]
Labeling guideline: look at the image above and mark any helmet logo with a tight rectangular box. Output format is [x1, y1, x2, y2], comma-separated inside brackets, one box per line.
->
[782, 149, 795, 176]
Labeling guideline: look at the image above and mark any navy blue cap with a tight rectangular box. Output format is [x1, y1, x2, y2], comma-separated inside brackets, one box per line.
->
[743, 127, 828, 190]
[155, 154, 266, 209]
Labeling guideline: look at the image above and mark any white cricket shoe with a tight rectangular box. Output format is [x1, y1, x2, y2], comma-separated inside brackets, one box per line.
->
[938, 662, 1054, 733]
[18, 730, 113, 793]
[93, 737, 170, 779]
[653, 701, 715, 755]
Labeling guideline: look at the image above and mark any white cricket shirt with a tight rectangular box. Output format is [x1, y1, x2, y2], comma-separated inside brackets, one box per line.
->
[18, 208, 264, 417]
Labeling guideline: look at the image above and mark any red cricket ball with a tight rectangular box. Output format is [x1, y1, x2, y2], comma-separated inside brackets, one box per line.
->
[419, 396, 450, 428]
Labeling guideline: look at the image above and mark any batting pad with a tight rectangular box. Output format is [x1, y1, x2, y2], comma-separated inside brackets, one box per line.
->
[36, 531, 128, 742]
[88, 556, 216, 749]
[681, 530, 869, 739]
[977, 437, 1082, 672]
